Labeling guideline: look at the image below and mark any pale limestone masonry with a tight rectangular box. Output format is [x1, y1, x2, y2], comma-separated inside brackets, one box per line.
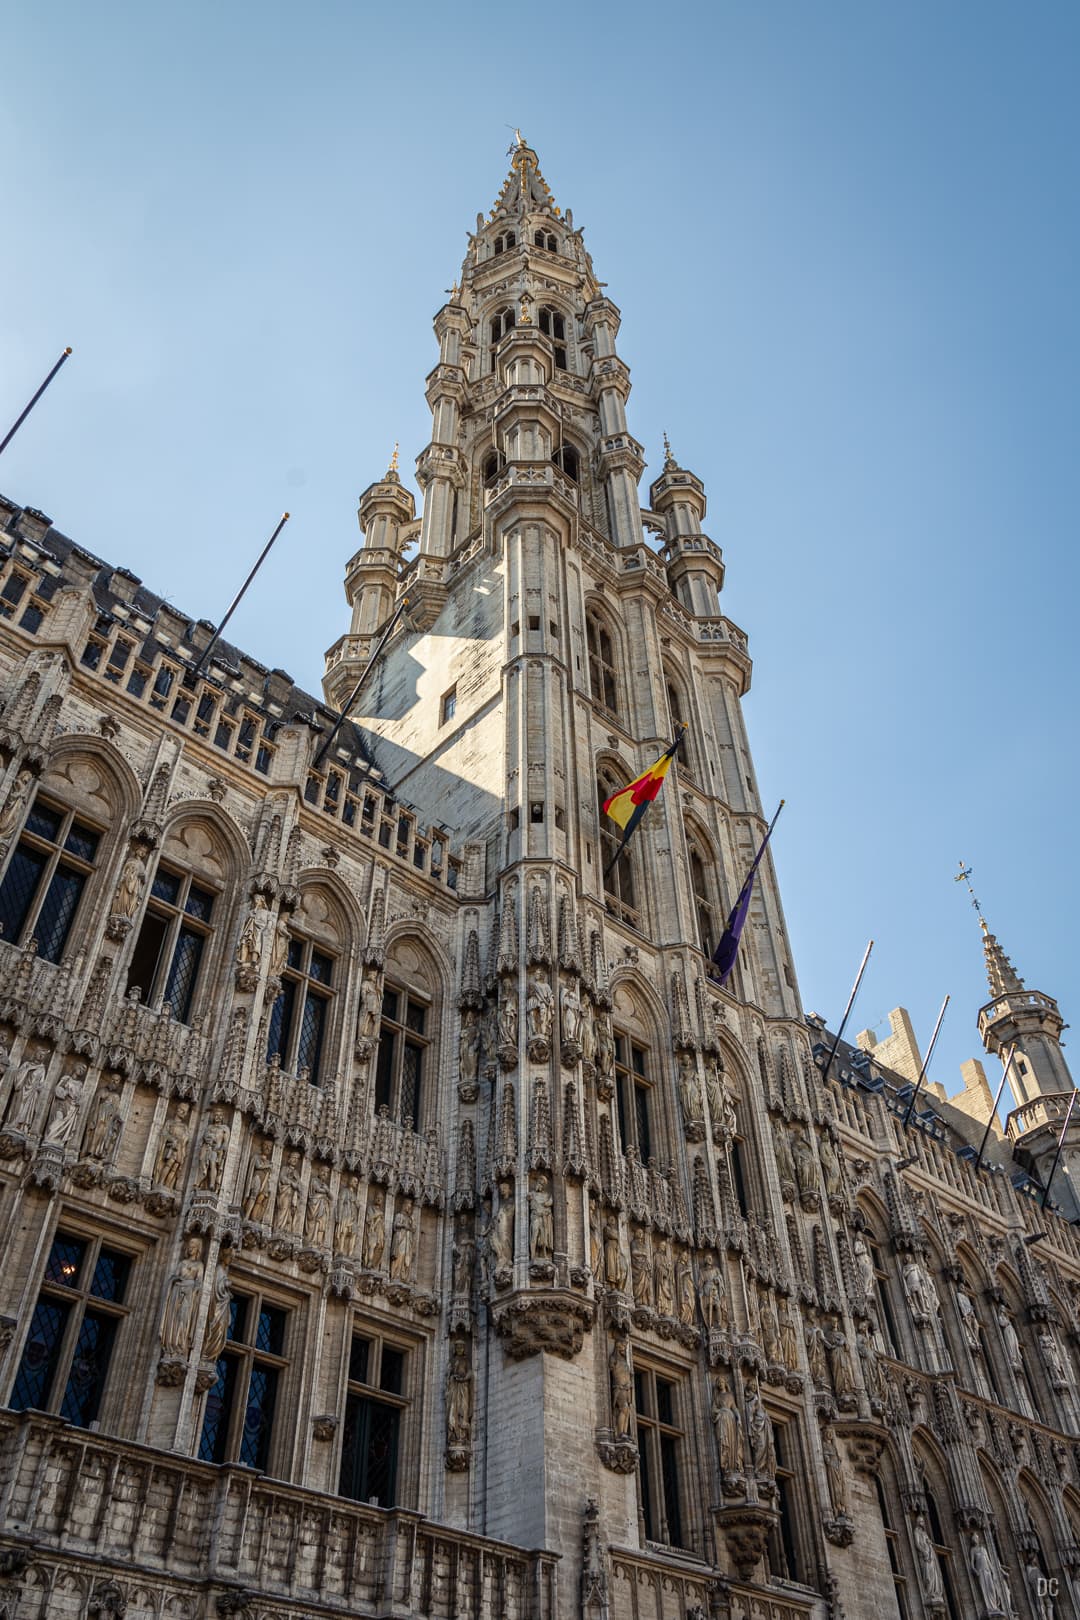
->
[0, 142, 1079, 1620]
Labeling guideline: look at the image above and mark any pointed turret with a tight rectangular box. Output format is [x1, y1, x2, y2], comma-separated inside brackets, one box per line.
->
[981, 917, 1025, 998]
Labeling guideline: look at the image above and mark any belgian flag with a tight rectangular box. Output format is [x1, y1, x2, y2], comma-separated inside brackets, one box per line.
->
[602, 729, 685, 878]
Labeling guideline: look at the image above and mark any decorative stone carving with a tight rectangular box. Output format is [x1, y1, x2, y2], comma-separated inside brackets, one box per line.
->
[312, 1414, 338, 1442]
[458, 1006, 480, 1101]
[4, 1046, 49, 1136]
[389, 1198, 415, 1281]
[452, 1217, 475, 1297]
[560, 980, 582, 1065]
[595, 1015, 614, 1099]
[528, 1173, 554, 1260]
[152, 1101, 192, 1191]
[273, 1150, 303, 1236]
[525, 972, 554, 1061]
[717, 1504, 778, 1581]
[744, 1380, 776, 1482]
[304, 1163, 332, 1249]
[791, 1129, 818, 1207]
[902, 1255, 939, 1326]
[42, 1064, 86, 1147]
[699, 1252, 728, 1333]
[630, 1228, 652, 1307]
[603, 1215, 627, 1292]
[268, 912, 290, 982]
[773, 1122, 796, 1197]
[490, 1179, 515, 1285]
[805, 1316, 828, 1385]
[778, 1296, 799, 1371]
[445, 1336, 473, 1469]
[826, 1321, 858, 1410]
[497, 986, 519, 1067]
[676, 1050, 705, 1141]
[335, 1175, 360, 1258]
[83, 1075, 123, 1163]
[676, 1248, 696, 1326]
[912, 1513, 946, 1610]
[819, 1131, 842, 1203]
[654, 1238, 675, 1318]
[968, 1530, 1010, 1617]
[609, 1338, 633, 1436]
[234, 892, 271, 989]
[581, 1497, 609, 1610]
[361, 1189, 386, 1270]
[0, 768, 34, 845]
[195, 1108, 231, 1193]
[202, 1247, 232, 1362]
[159, 1236, 205, 1364]
[242, 1140, 274, 1224]
[712, 1378, 746, 1489]
[107, 850, 146, 939]
[491, 1290, 594, 1359]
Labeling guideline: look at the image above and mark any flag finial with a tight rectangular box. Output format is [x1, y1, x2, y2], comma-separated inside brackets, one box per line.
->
[387, 442, 400, 479]
[662, 432, 676, 470]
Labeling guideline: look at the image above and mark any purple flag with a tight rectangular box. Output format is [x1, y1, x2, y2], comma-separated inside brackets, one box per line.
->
[711, 805, 783, 983]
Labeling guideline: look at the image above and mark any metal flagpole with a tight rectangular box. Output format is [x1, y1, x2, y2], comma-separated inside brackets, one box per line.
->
[190, 513, 290, 677]
[0, 348, 73, 457]
[973, 1045, 1017, 1174]
[893, 994, 951, 1169]
[602, 726, 686, 883]
[311, 595, 412, 772]
[1039, 1089, 1078, 1214]
[817, 939, 874, 1091]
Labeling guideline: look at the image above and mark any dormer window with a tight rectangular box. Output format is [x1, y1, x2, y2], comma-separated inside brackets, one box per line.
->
[489, 306, 516, 370]
[493, 231, 516, 255]
[538, 306, 567, 370]
[534, 230, 558, 253]
[552, 444, 579, 482]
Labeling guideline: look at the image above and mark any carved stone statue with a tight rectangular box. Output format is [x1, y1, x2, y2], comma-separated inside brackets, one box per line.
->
[677, 1050, 704, 1128]
[654, 1239, 675, 1318]
[236, 892, 269, 969]
[996, 1304, 1023, 1373]
[580, 1001, 597, 1068]
[603, 1215, 627, 1291]
[113, 852, 146, 920]
[202, 1248, 232, 1362]
[1025, 1552, 1055, 1620]
[0, 769, 34, 842]
[805, 1317, 828, 1385]
[498, 987, 519, 1047]
[819, 1132, 841, 1199]
[968, 1532, 1008, 1616]
[358, 971, 382, 1041]
[699, 1254, 728, 1332]
[269, 913, 290, 980]
[4, 1047, 49, 1135]
[595, 1017, 614, 1086]
[83, 1077, 123, 1162]
[304, 1163, 333, 1248]
[490, 1180, 515, 1272]
[822, 1426, 847, 1516]
[273, 1150, 303, 1234]
[711, 1380, 745, 1473]
[852, 1232, 876, 1298]
[912, 1514, 945, 1607]
[362, 1190, 386, 1270]
[560, 980, 581, 1045]
[630, 1228, 652, 1307]
[160, 1237, 205, 1358]
[589, 1196, 602, 1279]
[526, 973, 554, 1042]
[335, 1175, 360, 1257]
[745, 1382, 776, 1476]
[459, 1008, 480, 1086]
[773, 1122, 796, 1186]
[42, 1066, 86, 1148]
[791, 1129, 817, 1198]
[195, 1108, 230, 1193]
[452, 1222, 475, 1295]
[446, 1338, 473, 1448]
[528, 1174, 554, 1260]
[704, 1061, 724, 1125]
[243, 1141, 274, 1223]
[957, 1288, 982, 1356]
[827, 1324, 857, 1400]
[856, 1329, 883, 1401]
[778, 1296, 799, 1369]
[389, 1198, 415, 1281]
[902, 1256, 939, 1324]
[609, 1341, 633, 1438]
[676, 1250, 696, 1325]
[760, 1293, 782, 1365]
[152, 1101, 191, 1189]
[1037, 1325, 1069, 1387]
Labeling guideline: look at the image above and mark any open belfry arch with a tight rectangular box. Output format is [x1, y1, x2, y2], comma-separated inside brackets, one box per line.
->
[0, 138, 1077, 1620]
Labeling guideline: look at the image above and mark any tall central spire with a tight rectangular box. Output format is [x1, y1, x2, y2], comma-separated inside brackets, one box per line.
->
[980, 916, 1025, 999]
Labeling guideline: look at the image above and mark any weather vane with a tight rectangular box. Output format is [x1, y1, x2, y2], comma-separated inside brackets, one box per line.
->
[955, 860, 982, 917]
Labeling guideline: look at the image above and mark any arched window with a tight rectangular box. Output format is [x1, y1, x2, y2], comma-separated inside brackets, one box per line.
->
[0, 785, 102, 963]
[533, 229, 558, 252]
[489, 305, 515, 369]
[664, 673, 695, 778]
[874, 1475, 911, 1618]
[266, 885, 346, 1084]
[586, 611, 618, 713]
[613, 1029, 653, 1160]
[126, 815, 234, 1022]
[552, 444, 579, 481]
[854, 1203, 903, 1356]
[688, 841, 717, 958]
[538, 305, 567, 369]
[598, 767, 637, 924]
[493, 231, 516, 255]
[482, 449, 505, 485]
[921, 1481, 962, 1620]
[375, 940, 440, 1126]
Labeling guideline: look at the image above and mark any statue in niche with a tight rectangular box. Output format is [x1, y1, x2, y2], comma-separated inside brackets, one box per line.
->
[902, 1256, 939, 1325]
[358, 971, 382, 1042]
[968, 1532, 1009, 1617]
[760, 1292, 782, 1365]
[528, 1174, 554, 1260]
[560, 980, 581, 1045]
[821, 1427, 848, 1516]
[711, 1380, 745, 1474]
[160, 1237, 205, 1358]
[236, 893, 269, 970]
[490, 1180, 515, 1273]
[1037, 1325, 1069, 1387]
[152, 1101, 192, 1189]
[446, 1338, 473, 1449]
[856, 1328, 883, 1401]
[452, 1219, 475, 1295]
[1025, 1553, 1055, 1620]
[335, 1175, 360, 1257]
[676, 1249, 696, 1326]
[0, 769, 34, 843]
[202, 1247, 233, 1363]
[274, 1150, 303, 1235]
[744, 1382, 776, 1476]
[498, 986, 518, 1048]
[996, 1304, 1023, 1373]
[595, 1017, 614, 1088]
[676, 1051, 704, 1128]
[704, 1061, 724, 1125]
[957, 1288, 983, 1356]
[481, 1007, 497, 1073]
[83, 1076, 123, 1162]
[269, 913, 290, 980]
[476, 1203, 491, 1292]
[773, 1122, 796, 1187]
[805, 1317, 829, 1385]
[827, 1322, 857, 1401]
[778, 1297, 799, 1369]
[42, 1065, 86, 1148]
[912, 1514, 945, 1607]
[243, 1140, 274, 1223]
[819, 1132, 842, 1199]
[654, 1238, 676, 1318]
[526, 972, 554, 1046]
[588, 1196, 602, 1278]
[113, 852, 146, 920]
[304, 1162, 333, 1248]
[609, 1341, 633, 1438]
[630, 1228, 652, 1307]
[195, 1108, 230, 1193]
[362, 1189, 386, 1270]
[791, 1129, 817, 1198]
[699, 1253, 728, 1332]
[4, 1047, 49, 1135]
[459, 1008, 480, 1088]
[603, 1214, 627, 1291]
[580, 1000, 597, 1069]
[389, 1198, 415, 1281]
[852, 1232, 876, 1298]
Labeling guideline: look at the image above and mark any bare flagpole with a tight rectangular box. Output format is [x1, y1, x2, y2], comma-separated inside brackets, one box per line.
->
[0, 348, 73, 457]
[190, 512, 290, 677]
[817, 939, 874, 1091]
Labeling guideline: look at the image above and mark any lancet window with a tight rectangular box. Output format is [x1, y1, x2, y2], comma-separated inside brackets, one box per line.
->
[489, 304, 515, 368]
[266, 933, 336, 1083]
[598, 768, 638, 925]
[0, 791, 101, 963]
[198, 1289, 290, 1471]
[338, 1328, 410, 1507]
[586, 612, 619, 713]
[633, 1361, 686, 1549]
[126, 863, 216, 1022]
[492, 231, 516, 255]
[538, 304, 567, 368]
[533, 229, 558, 252]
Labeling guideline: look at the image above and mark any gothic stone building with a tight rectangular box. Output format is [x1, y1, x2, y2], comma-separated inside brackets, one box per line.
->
[0, 141, 1077, 1620]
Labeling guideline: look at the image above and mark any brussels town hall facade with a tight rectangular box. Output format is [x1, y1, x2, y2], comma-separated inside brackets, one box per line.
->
[0, 141, 1078, 1620]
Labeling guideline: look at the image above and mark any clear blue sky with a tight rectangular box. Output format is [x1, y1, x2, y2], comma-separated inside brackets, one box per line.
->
[4, 1, 1078, 1109]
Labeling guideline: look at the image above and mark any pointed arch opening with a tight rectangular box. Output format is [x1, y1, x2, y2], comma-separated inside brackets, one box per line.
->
[586, 606, 620, 715]
[597, 758, 639, 929]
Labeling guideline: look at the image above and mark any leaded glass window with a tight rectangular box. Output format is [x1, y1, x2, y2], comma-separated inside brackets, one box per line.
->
[338, 1329, 409, 1508]
[10, 1230, 132, 1426]
[198, 1291, 289, 1472]
[374, 986, 430, 1126]
[126, 862, 216, 1022]
[0, 794, 100, 962]
[265, 935, 335, 1084]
